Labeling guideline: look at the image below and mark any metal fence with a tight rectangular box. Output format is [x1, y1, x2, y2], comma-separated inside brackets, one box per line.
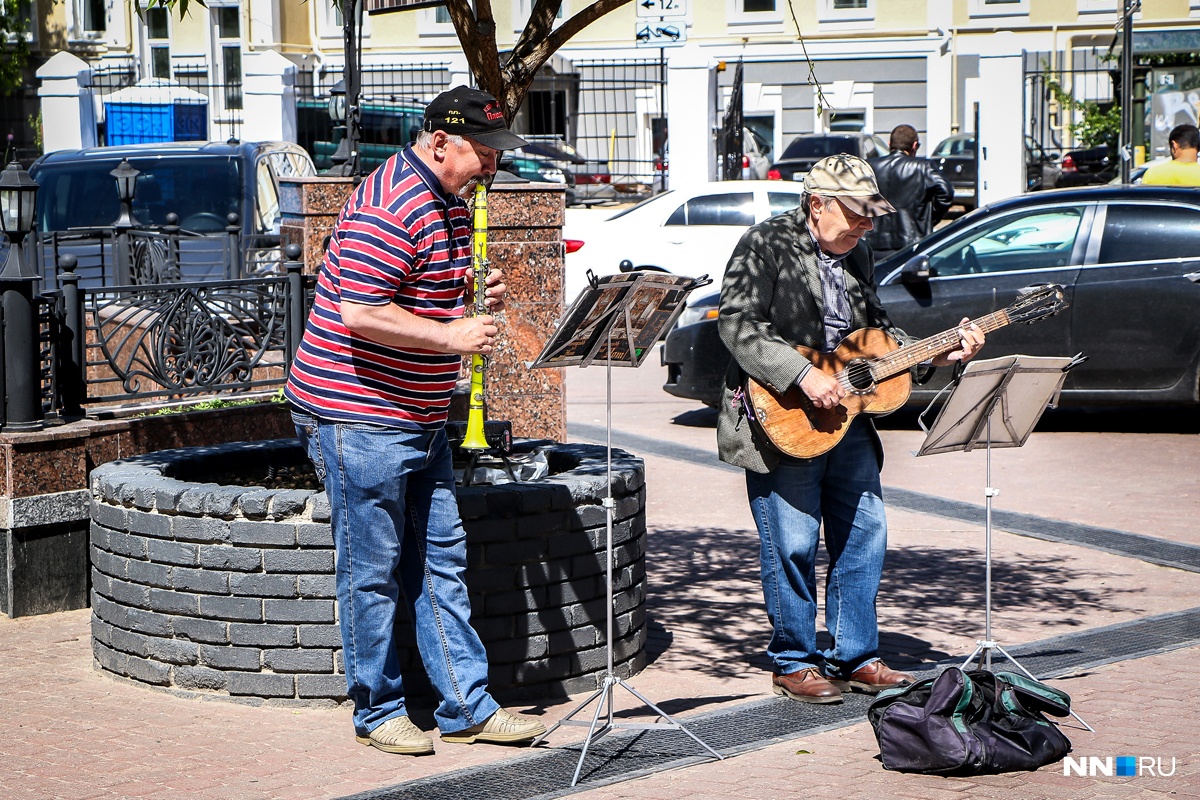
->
[1, 82, 41, 165]
[8, 252, 316, 427]
[1024, 49, 1116, 155]
[294, 63, 451, 172]
[87, 58, 244, 146]
[571, 58, 667, 191]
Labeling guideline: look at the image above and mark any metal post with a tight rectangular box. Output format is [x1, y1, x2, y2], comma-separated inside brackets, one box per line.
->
[226, 213, 242, 279]
[57, 254, 86, 418]
[1119, 0, 1135, 185]
[659, 47, 666, 193]
[284, 244, 305, 367]
[0, 275, 45, 431]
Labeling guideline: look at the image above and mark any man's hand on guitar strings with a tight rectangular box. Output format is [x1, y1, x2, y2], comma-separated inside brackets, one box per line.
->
[799, 366, 846, 410]
[931, 317, 985, 367]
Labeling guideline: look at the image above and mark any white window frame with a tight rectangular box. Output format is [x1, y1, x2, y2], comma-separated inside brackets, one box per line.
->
[209, 1, 243, 117]
[2, 0, 37, 45]
[968, 0, 1030, 18]
[819, 0, 874, 24]
[513, 0, 567, 34]
[1076, 0, 1117, 14]
[138, 2, 173, 80]
[418, 5, 458, 37]
[726, 0, 784, 31]
[65, 0, 107, 42]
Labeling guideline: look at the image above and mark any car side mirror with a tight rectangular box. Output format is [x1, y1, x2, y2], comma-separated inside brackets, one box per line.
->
[900, 255, 932, 284]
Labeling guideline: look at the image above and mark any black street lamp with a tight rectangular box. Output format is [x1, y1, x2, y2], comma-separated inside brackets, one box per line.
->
[0, 160, 44, 431]
[323, 0, 362, 177]
[110, 159, 140, 227]
[0, 160, 39, 279]
[327, 79, 354, 175]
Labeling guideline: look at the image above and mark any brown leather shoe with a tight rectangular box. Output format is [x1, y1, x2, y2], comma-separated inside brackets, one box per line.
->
[830, 660, 914, 695]
[771, 668, 843, 704]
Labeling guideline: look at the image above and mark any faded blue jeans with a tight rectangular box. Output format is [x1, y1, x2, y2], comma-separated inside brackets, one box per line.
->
[292, 410, 500, 737]
[746, 418, 888, 680]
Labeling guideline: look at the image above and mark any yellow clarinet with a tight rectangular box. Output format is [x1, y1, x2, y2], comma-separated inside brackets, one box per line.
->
[461, 183, 491, 451]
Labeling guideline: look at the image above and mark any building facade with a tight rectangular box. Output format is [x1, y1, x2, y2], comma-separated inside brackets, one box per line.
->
[15, 1, 1200, 195]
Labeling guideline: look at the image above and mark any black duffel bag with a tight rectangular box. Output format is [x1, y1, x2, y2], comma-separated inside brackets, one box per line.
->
[867, 667, 1072, 775]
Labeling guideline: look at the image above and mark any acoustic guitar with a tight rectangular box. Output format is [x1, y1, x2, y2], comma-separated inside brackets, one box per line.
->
[743, 285, 1067, 459]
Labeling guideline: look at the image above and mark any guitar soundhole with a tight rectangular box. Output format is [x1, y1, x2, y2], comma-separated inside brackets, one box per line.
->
[845, 360, 875, 393]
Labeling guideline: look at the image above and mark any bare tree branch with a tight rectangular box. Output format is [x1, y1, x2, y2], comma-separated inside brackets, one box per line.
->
[503, 0, 635, 117]
[510, 0, 563, 64]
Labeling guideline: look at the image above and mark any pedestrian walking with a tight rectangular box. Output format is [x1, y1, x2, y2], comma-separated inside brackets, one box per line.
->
[1141, 123, 1200, 186]
[716, 154, 984, 704]
[285, 86, 545, 755]
[866, 124, 954, 259]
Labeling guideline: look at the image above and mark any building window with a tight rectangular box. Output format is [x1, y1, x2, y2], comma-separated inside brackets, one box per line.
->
[969, 0, 1029, 16]
[728, 0, 783, 28]
[513, 0, 566, 33]
[211, 4, 243, 110]
[70, 0, 106, 37]
[145, 6, 171, 79]
[1077, 0, 1118, 13]
[821, 0, 873, 23]
[419, 4, 457, 36]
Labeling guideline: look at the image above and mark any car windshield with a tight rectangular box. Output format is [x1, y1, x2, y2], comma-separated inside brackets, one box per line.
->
[606, 190, 675, 221]
[932, 137, 974, 158]
[780, 136, 858, 160]
[33, 155, 243, 232]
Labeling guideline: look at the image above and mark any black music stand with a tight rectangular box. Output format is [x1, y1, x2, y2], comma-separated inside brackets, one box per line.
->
[917, 353, 1093, 731]
[529, 270, 722, 785]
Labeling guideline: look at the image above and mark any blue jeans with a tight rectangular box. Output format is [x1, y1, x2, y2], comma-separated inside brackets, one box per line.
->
[746, 418, 888, 679]
[292, 410, 499, 736]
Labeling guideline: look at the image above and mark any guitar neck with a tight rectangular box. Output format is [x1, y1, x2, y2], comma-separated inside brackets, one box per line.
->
[873, 309, 1011, 378]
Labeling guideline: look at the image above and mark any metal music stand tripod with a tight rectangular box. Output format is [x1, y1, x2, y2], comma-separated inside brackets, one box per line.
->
[917, 353, 1093, 731]
[529, 270, 723, 786]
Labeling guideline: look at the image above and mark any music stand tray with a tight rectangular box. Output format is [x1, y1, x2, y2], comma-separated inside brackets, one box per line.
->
[916, 354, 1093, 731]
[529, 270, 723, 785]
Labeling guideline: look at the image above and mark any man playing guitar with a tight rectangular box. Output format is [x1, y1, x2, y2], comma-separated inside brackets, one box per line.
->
[716, 154, 985, 704]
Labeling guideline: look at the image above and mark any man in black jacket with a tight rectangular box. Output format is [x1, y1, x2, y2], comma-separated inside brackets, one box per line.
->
[866, 125, 953, 260]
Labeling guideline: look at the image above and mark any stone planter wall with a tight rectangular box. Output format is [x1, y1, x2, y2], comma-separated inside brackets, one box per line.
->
[89, 439, 646, 705]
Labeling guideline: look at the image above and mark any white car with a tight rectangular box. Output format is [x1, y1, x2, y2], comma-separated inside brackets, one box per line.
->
[561, 180, 806, 304]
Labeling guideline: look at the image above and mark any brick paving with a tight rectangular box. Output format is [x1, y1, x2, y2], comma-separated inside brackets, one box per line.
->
[2, 359, 1198, 799]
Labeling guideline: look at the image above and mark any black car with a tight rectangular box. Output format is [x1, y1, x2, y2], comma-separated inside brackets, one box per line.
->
[662, 186, 1200, 409]
[23, 140, 316, 283]
[930, 134, 1063, 210]
[1058, 144, 1116, 187]
[766, 133, 889, 182]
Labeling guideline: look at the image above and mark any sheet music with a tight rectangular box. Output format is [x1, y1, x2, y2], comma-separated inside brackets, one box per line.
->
[916, 354, 1075, 456]
[531, 271, 707, 369]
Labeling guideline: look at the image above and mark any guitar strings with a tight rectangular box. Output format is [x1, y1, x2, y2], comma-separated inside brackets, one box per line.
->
[832, 310, 1011, 390]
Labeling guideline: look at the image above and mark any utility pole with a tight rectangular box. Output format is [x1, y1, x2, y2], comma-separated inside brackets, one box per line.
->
[1118, 0, 1139, 184]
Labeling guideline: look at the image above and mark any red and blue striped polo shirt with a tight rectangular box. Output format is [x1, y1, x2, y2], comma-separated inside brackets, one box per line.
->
[284, 146, 472, 428]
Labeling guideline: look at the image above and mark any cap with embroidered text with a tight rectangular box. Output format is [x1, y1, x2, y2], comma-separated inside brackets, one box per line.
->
[422, 86, 528, 151]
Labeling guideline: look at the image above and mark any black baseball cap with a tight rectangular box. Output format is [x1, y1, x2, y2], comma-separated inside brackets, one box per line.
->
[422, 86, 529, 151]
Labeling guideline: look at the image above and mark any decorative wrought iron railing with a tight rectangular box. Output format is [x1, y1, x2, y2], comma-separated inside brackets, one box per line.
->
[1, 245, 314, 430]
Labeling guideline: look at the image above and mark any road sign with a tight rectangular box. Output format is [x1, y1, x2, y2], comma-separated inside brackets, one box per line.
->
[636, 0, 688, 19]
[634, 21, 687, 47]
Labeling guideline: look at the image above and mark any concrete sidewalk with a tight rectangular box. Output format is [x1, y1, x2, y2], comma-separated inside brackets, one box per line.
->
[2, 358, 1198, 799]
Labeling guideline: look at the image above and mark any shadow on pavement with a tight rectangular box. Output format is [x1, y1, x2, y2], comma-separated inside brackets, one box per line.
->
[642, 528, 1149, 679]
